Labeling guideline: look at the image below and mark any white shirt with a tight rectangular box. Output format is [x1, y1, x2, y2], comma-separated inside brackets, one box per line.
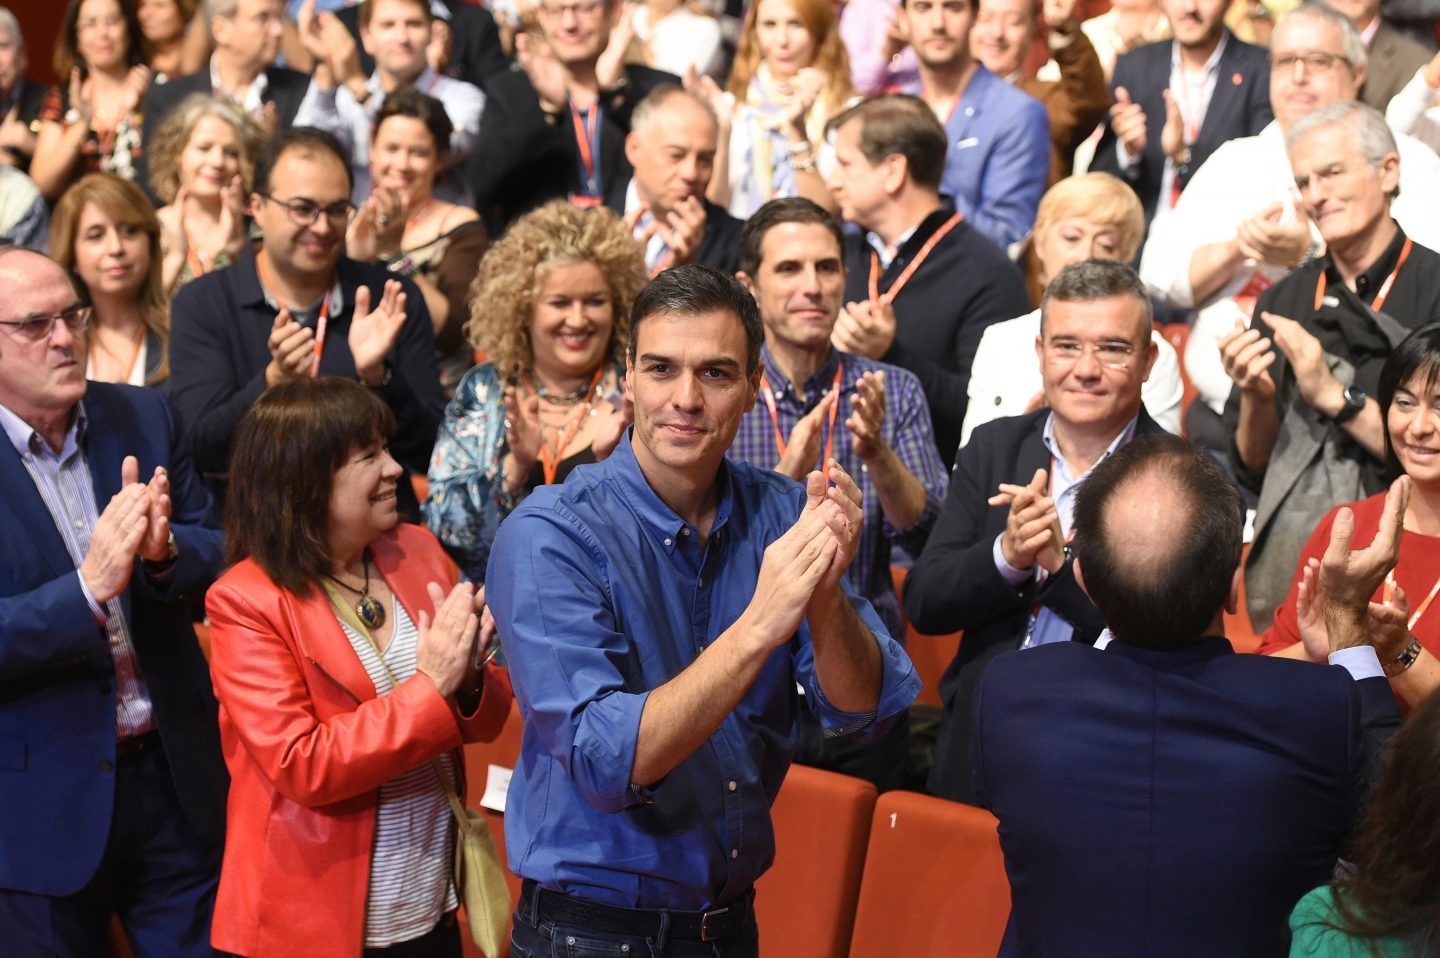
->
[1385, 65, 1440, 155]
[1138, 119, 1440, 412]
[961, 308, 1185, 447]
[624, 178, 669, 273]
[632, 5, 725, 80]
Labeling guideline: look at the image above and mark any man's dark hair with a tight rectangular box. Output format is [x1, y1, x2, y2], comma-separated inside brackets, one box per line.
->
[824, 95, 948, 193]
[1378, 323, 1440, 478]
[252, 127, 355, 198]
[1039, 259, 1154, 333]
[225, 377, 395, 595]
[1072, 434, 1243, 650]
[359, 0, 433, 29]
[373, 89, 455, 155]
[628, 265, 764, 375]
[738, 197, 845, 280]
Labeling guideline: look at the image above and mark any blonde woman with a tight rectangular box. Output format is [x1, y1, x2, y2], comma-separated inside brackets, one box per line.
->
[424, 200, 647, 583]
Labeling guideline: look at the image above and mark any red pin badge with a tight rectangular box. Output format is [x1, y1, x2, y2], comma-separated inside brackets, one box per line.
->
[1232, 72, 1243, 85]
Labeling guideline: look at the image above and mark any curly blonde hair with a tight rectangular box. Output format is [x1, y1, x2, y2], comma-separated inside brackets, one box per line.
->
[147, 94, 263, 204]
[465, 201, 647, 379]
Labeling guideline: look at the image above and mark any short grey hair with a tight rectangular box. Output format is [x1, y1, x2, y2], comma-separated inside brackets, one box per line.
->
[0, 7, 23, 49]
[630, 85, 718, 138]
[1040, 259, 1154, 334]
[1275, 2, 1368, 74]
[1288, 100, 1399, 197]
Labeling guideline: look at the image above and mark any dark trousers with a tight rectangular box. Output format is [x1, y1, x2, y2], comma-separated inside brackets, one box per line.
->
[0, 744, 221, 958]
[363, 914, 463, 957]
[510, 885, 759, 958]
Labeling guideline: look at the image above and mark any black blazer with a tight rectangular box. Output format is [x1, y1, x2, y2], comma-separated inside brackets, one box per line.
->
[1092, 32, 1272, 225]
[335, 0, 511, 92]
[468, 63, 677, 234]
[904, 406, 1168, 803]
[4, 77, 52, 173]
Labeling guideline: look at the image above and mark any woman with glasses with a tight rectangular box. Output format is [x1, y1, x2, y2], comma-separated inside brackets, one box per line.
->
[50, 173, 171, 387]
[347, 90, 488, 395]
[1256, 324, 1440, 708]
[32, 0, 152, 201]
[424, 200, 645, 584]
[207, 376, 512, 958]
[148, 94, 262, 292]
[959, 173, 1183, 446]
[694, 0, 854, 218]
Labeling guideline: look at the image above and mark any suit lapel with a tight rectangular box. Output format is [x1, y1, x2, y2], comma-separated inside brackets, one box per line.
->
[0, 434, 75, 581]
[1194, 34, 1247, 156]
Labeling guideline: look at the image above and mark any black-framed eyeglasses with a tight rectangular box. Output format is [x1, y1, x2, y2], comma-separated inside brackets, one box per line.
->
[257, 194, 357, 227]
[0, 304, 91, 343]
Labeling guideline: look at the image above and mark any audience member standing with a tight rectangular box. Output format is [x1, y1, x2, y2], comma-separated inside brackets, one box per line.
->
[169, 128, 444, 517]
[730, 197, 947, 792]
[0, 247, 227, 958]
[824, 95, 1030, 468]
[487, 265, 918, 955]
[892, 0, 1050, 253]
[1091, 0, 1272, 232]
[1221, 102, 1440, 632]
[1329, 0, 1431, 111]
[469, 0, 676, 232]
[905, 260, 1164, 803]
[976, 433, 1402, 956]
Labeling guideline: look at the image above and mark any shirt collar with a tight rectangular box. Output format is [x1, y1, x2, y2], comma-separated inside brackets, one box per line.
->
[609, 430, 735, 554]
[0, 399, 87, 459]
[759, 343, 845, 404]
[246, 244, 346, 317]
[1170, 30, 1228, 78]
[1360, 14, 1381, 45]
[866, 202, 958, 270]
[1040, 412, 1140, 482]
[1322, 222, 1408, 301]
[210, 54, 268, 113]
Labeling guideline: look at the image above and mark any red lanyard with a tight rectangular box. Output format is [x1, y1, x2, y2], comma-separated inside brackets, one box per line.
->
[257, 249, 332, 377]
[1313, 237, 1413, 312]
[868, 212, 964, 309]
[570, 100, 602, 198]
[1385, 567, 1440, 632]
[759, 363, 844, 471]
[530, 365, 604, 486]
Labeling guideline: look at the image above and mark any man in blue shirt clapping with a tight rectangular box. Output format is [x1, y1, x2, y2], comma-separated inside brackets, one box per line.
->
[486, 264, 920, 956]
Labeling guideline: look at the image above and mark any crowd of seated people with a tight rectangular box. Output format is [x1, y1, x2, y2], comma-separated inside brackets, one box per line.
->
[7, 0, 1440, 953]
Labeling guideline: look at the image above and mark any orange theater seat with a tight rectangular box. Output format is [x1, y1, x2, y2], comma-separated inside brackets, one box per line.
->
[460, 700, 525, 958]
[755, 764, 877, 958]
[849, 791, 1010, 958]
[891, 566, 962, 708]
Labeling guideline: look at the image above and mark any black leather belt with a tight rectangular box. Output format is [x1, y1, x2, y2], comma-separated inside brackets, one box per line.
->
[115, 730, 161, 761]
[520, 879, 752, 942]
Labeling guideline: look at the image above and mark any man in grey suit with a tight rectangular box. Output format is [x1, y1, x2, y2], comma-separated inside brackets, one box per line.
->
[1329, 0, 1431, 110]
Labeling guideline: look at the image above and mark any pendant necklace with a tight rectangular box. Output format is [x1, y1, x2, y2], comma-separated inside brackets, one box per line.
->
[329, 555, 387, 630]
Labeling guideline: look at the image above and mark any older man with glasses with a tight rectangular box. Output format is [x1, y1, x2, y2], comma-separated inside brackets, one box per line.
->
[0, 245, 227, 956]
[904, 258, 1166, 804]
[168, 127, 444, 517]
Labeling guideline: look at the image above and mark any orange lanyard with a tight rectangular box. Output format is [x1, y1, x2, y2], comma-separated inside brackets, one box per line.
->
[1313, 237, 1413, 312]
[186, 247, 210, 279]
[532, 365, 604, 486]
[759, 363, 844, 472]
[257, 249, 332, 378]
[1385, 567, 1440, 632]
[571, 100, 602, 198]
[868, 212, 964, 310]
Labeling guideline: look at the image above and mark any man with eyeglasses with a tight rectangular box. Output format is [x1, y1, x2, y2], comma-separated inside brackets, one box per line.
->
[1139, 2, 1440, 459]
[904, 259, 1165, 804]
[469, 0, 677, 232]
[1218, 100, 1440, 636]
[142, 0, 352, 180]
[169, 127, 444, 517]
[0, 246, 227, 956]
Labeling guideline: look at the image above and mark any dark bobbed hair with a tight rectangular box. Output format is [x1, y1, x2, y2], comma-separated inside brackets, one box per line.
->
[1040, 258, 1154, 334]
[252, 127, 354, 198]
[1072, 434, 1244, 649]
[825, 95, 947, 193]
[1378, 323, 1440, 478]
[372, 88, 454, 154]
[738, 197, 846, 281]
[628, 265, 764, 375]
[225, 378, 395, 594]
[1323, 688, 1440, 950]
[55, 0, 146, 79]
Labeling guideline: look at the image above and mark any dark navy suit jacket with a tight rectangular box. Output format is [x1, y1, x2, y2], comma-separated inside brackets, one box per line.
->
[975, 637, 1399, 957]
[0, 383, 226, 897]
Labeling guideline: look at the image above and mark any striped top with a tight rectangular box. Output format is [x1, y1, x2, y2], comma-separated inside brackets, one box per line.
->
[339, 598, 459, 947]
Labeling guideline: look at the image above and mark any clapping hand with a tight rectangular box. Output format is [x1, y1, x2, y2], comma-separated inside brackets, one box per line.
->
[348, 280, 408, 384]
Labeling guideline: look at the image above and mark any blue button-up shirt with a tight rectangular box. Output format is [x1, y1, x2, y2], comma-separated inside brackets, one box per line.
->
[486, 433, 919, 910]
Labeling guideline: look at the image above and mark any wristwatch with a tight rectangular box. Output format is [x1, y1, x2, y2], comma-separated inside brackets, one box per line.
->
[1384, 637, 1423, 677]
[142, 530, 179, 576]
[1331, 384, 1366, 425]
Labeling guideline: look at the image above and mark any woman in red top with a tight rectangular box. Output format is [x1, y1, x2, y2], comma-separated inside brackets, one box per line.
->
[1259, 324, 1440, 708]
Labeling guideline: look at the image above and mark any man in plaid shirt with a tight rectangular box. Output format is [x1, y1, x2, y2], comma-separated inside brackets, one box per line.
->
[729, 197, 948, 791]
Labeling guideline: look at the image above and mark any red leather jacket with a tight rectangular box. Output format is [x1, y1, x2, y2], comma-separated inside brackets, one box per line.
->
[206, 524, 512, 957]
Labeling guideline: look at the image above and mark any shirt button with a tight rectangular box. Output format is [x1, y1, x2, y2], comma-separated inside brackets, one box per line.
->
[731, 848, 739, 859]
[681, 528, 690, 536]
[664, 538, 673, 547]
[994, 396, 1003, 406]
[728, 780, 737, 792]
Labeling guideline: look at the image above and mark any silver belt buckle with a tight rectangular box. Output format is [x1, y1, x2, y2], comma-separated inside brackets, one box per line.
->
[699, 906, 732, 942]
